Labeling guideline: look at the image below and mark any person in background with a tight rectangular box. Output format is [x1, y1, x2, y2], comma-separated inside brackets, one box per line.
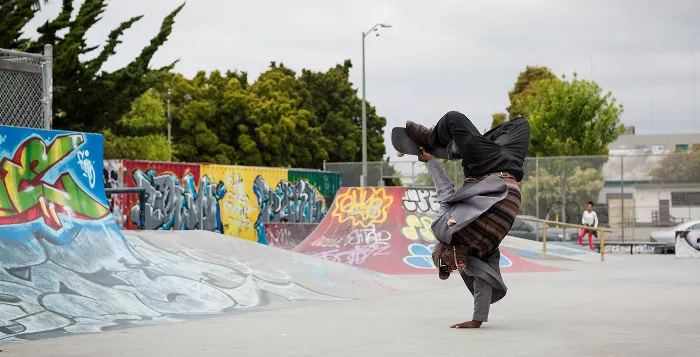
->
[579, 201, 598, 250]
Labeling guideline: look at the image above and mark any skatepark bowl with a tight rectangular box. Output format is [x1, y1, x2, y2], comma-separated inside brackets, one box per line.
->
[1, 125, 699, 356]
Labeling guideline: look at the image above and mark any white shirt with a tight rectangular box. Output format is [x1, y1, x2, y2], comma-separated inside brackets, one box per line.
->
[582, 211, 598, 227]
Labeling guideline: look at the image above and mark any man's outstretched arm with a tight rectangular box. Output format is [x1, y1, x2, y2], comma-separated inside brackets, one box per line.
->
[426, 159, 454, 197]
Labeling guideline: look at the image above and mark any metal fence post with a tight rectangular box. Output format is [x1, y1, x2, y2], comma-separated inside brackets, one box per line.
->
[139, 190, 146, 230]
[562, 161, 567, 239]
[43, 44, 53, 130]
[536, 156, 540, 219]
[621, 156, 624, 242]
[379, 163, 384, 187]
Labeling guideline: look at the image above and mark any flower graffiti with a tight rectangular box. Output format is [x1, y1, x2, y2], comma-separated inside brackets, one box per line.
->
[331, 188, 394, 228]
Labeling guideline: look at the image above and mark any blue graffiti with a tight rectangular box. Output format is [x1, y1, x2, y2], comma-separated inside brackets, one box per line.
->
[253, 176, 326, 244]
[130, 170, 226, 233]
[403, 244, 513, 269]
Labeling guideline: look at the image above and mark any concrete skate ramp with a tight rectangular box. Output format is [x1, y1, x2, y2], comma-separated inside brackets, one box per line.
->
[500, 236, 604, 262]
[294, 187, 560, 274]
[0, 126, 413, 343]
[264, 223, 318, 250]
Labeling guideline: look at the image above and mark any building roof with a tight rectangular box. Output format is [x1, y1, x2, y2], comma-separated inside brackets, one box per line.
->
[608, 133, 700, 151]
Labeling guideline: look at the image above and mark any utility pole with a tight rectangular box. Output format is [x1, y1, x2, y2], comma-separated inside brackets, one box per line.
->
[167, 88, 172, 162]
[361, 23, 391, 186]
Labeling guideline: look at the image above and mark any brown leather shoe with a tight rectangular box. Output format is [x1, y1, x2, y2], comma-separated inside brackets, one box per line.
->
[406, 121, 433, 149]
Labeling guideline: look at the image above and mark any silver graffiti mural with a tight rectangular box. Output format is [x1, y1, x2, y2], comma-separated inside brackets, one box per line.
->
[129, 169, 226, 232]
[0, 223, 363, 343]
[254, 177, 326, 224]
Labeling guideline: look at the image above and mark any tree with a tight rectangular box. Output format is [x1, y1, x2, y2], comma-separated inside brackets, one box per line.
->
[650, 148, 700, 184]
[520, 163, 604, 221]
[517, 72, 625, 158]
[3, 0, 185, 133]
[490, 112, 506, 129]
[300, 60, 387, 163]
[0, 0, 37, 49]
[506, 69, 624, 221]
[507, 66, 557, 118]
[157, 60, 391, 171]
[103, 89, 171, 161]
[489, 66, 556, 129]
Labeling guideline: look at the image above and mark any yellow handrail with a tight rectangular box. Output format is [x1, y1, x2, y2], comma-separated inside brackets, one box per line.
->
[516, 215, 613, 262]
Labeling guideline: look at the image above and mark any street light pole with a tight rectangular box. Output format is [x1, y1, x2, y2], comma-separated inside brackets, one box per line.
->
[361, 23, 391, 187]
[167, 88, 172, 162]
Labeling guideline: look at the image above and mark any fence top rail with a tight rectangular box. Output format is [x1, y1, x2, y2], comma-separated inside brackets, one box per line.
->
[516, 215, 613, 233]
[0, 48, 45, 60]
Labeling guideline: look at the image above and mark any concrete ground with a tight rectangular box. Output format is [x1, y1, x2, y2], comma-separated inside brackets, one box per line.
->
[3, 255, 698, 357]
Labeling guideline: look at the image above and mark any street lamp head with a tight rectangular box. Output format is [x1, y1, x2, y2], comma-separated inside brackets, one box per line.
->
[380, 24, 392, 28]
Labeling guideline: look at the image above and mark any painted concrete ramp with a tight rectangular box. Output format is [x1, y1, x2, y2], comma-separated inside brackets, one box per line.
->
[500, 236, 605, 262]
[0, 126, 413, 343]
[294, 187, 560, 274]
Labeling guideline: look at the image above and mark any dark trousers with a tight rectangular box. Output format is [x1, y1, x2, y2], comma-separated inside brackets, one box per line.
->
[428, 111, 529, 180]
[429, 111, 482, 149]
[428, 111, 497, 177]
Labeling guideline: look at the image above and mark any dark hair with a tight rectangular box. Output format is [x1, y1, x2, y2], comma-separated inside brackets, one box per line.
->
[587, 201, 594, 207]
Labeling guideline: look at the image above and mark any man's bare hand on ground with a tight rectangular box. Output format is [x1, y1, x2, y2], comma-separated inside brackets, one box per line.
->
[418, 147, 435, 163]
[451, 321, 483, 329]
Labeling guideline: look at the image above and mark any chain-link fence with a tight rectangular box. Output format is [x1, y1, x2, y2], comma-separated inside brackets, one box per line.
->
[0, 45, 53, 129]
[326, 151, 700, 241]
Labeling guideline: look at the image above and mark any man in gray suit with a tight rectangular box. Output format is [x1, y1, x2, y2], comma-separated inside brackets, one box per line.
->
[406, 111, 530, 329]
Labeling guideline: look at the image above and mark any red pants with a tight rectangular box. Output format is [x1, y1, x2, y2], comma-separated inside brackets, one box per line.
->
[579, 229, 594, 250]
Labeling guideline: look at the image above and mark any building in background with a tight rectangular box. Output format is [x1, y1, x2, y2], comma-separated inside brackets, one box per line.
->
[600, 128, 700, 228]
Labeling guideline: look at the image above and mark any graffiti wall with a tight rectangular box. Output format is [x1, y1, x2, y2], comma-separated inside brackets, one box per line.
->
[105, 160, 339, 244]
[294, 187, 560, 274]
[264, 223, 319, 250]
[676, 230, 700, 258]
[0, 126, 401, 342]
[103, 160, 125, 228]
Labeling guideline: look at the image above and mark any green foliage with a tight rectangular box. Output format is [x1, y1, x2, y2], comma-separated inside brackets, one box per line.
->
[8, 0, 185, 133]
[414, 172, 433, 186]
[507, 66, 557, 118]
[521, 163, 604, 220]
[103, 89, 172, 161]
[163, 60, 388, 170]
[0, 0, 39, 49]
[517, 72, 625, 158]
[490, 112, 506, 129]
[650, 149, 700, 184]
[4, 2, 397, 176]
[494, 67, 624, 219]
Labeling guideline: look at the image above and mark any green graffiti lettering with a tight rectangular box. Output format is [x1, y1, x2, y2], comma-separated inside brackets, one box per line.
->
[0, 134, 108, 229]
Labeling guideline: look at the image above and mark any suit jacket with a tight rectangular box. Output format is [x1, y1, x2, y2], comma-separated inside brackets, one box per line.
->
[426, 159, 508, 245]
[459, 250, 508, 303]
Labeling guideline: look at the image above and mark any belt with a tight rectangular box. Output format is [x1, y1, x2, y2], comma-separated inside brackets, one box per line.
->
[464, 171, 517, 183]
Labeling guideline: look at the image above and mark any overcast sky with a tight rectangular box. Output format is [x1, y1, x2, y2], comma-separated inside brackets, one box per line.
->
[25, 0, 700, 163]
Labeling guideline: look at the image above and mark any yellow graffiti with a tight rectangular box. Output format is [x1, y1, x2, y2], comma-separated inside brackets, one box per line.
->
[222, 173, 256, 239]
[332, 188, 393, 228]
[402, 214, 436, 242]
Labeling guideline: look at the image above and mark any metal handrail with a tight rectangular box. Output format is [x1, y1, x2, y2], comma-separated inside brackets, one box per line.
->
[516, 215, 613, 262]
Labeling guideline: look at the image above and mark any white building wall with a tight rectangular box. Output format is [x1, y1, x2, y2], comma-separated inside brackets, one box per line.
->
[634, 185, 700, 223]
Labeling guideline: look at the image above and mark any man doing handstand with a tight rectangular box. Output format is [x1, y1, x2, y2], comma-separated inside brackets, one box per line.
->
[406, 110, 530, 329]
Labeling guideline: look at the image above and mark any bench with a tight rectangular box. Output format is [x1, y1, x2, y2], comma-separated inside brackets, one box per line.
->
[594, 241, 672, 255]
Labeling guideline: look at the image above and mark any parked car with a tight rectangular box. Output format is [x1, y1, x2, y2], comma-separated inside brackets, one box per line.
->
[508, 215, 578, 242]
[650, 220, 700, 250]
